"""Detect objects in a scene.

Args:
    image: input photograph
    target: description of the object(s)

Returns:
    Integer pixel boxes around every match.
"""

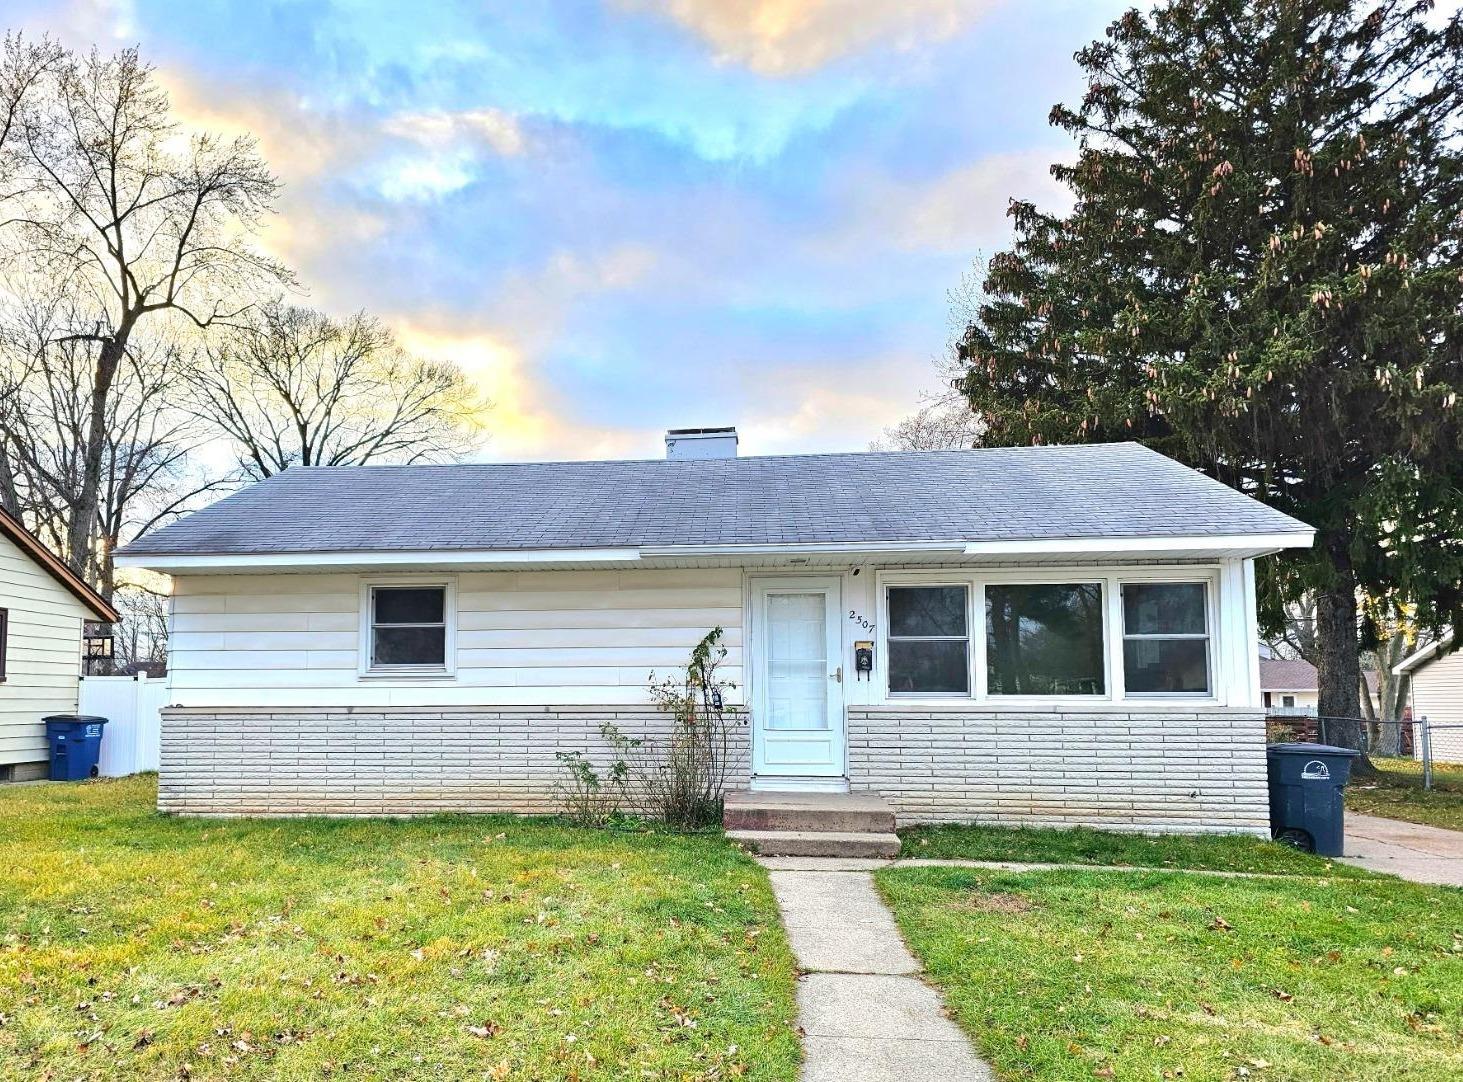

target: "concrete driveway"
[1342,813,1463,886]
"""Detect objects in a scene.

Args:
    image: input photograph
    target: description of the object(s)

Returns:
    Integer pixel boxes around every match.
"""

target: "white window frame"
[1119,580,1213,698]
[358,577,457,679]
[874,566,1223,707]
[884,582,973,698]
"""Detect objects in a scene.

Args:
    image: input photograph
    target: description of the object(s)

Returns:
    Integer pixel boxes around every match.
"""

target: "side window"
[1121,582,1210,695]
[368,586,448,669]
[886,585,970,694]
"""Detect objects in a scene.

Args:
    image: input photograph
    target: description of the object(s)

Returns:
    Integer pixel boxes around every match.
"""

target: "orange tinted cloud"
[622,0,997,75]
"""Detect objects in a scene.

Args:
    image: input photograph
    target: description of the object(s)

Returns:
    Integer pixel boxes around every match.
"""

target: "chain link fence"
[1266,714,1463,790]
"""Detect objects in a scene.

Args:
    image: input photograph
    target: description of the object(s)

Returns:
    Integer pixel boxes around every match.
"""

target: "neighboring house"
[0,509,120,782]
[116,433,1314,834]
[1259,658,1320,715]
[1259,656,1383,719]
[1394,634,1462,764]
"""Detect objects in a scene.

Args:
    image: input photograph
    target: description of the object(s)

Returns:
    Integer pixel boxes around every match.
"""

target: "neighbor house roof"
[116,442,1312,564]
[1260,656,1380,695]
[0,508,120,622]
[1259,658,1319,692]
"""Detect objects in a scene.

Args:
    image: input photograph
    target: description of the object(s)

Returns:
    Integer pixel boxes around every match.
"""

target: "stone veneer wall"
[846,706,1271,834]
[158,706,751,817]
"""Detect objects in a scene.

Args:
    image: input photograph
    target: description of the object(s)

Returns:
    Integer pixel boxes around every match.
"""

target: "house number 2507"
[848,611,875,632]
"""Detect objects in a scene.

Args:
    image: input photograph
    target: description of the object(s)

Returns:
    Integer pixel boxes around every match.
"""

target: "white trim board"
[114,531,1313,574]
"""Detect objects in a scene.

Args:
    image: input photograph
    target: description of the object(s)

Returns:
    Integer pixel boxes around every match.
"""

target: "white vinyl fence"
[80,674,168,777]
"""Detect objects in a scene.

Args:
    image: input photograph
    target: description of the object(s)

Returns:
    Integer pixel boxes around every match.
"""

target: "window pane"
[374,587,444,625]
[986,583,1105,695]
[766,593,828,730]
[372,625,446,666]
[888,586,967,638]
[1124,638,1209,694]
[1123,583,1206,636]
[888,639,969,694]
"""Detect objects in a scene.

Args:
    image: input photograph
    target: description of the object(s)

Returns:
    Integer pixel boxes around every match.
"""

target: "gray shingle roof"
[117,442,1310,556]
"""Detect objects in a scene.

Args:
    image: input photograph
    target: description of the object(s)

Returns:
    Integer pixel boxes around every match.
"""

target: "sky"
[7,0,1131,461]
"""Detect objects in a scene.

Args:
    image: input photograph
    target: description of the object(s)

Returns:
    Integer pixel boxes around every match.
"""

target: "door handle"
[830,666,842,683]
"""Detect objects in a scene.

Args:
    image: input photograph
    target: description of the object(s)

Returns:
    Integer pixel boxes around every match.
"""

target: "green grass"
[877,865,1463,1081]
[899,821,1373,877]
[1348,756,1463,832]
[0,776,800,1080]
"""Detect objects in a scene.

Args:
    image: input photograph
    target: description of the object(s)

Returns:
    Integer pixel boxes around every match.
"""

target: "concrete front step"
[728,828,902,859]
[723,789,896,834]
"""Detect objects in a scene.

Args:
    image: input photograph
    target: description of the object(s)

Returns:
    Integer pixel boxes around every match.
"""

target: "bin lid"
[1267,742,1358,757]
[42,714,109,725]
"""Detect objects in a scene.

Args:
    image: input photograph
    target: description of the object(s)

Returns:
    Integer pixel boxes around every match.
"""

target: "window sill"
[358,668,457,681]
[865,698,1234,712]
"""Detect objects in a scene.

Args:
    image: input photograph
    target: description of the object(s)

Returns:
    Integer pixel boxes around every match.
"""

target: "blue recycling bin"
[43,715,108,781]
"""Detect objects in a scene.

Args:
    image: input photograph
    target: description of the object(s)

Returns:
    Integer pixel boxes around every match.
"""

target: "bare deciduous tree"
[111,581,169,672]
[188,301,488,478]
[0,42,289,571]
[872,260,985,452]
[0,287,222,597]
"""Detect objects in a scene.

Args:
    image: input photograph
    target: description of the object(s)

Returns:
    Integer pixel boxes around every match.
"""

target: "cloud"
[736,355,926,452]
[812,149,1071,260]
[382,108,527,157]
[621,0,999,76]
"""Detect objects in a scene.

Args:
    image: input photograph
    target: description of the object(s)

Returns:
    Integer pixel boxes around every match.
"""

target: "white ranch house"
[1,508,120,781]
[116,432,1313,833]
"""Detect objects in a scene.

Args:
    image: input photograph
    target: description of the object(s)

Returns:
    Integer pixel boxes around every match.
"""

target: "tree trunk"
[1314,542,1369,769]
[66,333,127,577]
[0,441,20,517]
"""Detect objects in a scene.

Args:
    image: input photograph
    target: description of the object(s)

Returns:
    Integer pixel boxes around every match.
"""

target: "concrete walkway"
[1340,813,1463,886]
[763,862,993,1082]
[760,855,1308,879]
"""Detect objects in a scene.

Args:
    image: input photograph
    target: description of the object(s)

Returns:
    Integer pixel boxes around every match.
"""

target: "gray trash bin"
[1266,743,1360,856]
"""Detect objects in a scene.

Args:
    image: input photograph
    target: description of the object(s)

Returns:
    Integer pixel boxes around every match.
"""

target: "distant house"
[1258,656,1383,719]
[1394,634,1462,764]
[116,434,1315,834]
[0,509,120,782]
[1259,657,1320,715]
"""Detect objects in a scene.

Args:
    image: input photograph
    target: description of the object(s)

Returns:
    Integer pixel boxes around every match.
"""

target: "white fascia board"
[635,540,971,558]
[112,547,643,573]
[1393,633,1454,676]
[961,532,1314,557]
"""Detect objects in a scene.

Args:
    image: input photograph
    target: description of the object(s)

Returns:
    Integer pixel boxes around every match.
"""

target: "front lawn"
[878,865,1463,1081]
[1348,756,1463,832]
[0,776,800,1080]
[900,821,1371,877]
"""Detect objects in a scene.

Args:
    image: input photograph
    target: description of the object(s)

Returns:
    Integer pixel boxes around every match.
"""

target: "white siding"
[0,531,89,767]
[167,568,744,707]
[1413,649,1463,764]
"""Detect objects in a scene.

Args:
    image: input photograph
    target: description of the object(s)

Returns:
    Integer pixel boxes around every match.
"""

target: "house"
[1394,634,1462,764]
[0,508,120,782]
[114,433,1314,833]
[1259,657,1320,715]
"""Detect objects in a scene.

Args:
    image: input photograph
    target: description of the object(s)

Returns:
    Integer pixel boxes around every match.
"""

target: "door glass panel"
[766,592,828,731]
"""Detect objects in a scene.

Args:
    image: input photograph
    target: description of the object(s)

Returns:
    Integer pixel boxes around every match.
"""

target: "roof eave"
[115,530,1313,574]
[0,510,120,622]
[1394,633,1454,676]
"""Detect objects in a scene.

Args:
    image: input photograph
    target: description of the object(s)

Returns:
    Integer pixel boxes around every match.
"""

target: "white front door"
[752,578,845,778]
